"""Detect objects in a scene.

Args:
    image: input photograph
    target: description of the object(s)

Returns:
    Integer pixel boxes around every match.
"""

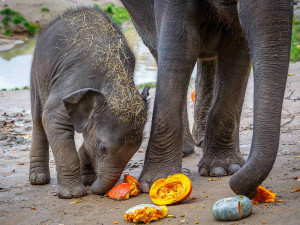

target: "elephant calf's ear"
[63,88,106,133]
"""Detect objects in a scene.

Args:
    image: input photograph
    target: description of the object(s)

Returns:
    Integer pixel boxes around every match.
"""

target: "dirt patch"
[0,62,299,224]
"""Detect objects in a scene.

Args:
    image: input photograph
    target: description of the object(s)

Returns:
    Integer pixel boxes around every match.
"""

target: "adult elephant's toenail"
[228,163,241,175]
[210,167,227,177]
[199,167,208,176]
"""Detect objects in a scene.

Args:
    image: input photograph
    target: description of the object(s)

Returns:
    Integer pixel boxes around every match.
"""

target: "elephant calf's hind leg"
[29,123,50,185]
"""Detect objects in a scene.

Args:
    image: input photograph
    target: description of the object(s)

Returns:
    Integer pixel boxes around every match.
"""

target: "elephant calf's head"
[63,87,149,194]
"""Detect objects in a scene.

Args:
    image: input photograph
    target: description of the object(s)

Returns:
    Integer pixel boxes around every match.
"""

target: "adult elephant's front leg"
[138,3,200,192]
[198,31,251,177]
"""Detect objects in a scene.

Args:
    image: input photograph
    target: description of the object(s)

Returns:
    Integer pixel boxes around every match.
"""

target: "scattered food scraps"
[262,221,267,224]
[30,207,36,210]
[167,215,176,218]
[149,174,192,205]
[138,150,146,153]
[278,199,283,202]
[108,175,141,200]
[123,204,168,224]
[291,188,300,193]
[208,178,220,181]
[69,200,81,204]
[189,196,196,200]
[288,73,295,76]
[18,163,24,165]
[252,185,276,204]
[113,221,118,224]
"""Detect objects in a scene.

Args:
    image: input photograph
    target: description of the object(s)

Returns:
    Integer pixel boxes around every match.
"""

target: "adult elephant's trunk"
[230,1,293,198]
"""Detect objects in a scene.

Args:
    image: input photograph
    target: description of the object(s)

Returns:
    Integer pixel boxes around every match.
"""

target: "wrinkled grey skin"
[121,0,293,197]
[29,7,148,199]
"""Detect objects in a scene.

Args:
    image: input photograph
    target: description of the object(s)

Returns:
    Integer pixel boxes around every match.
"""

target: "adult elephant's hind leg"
[29,122,50,184]
[198,31,250,177]
[193,59,216,147]
[182,95,195,157]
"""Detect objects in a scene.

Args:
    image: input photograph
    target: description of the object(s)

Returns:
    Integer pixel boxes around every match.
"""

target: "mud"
[0,62,299,224]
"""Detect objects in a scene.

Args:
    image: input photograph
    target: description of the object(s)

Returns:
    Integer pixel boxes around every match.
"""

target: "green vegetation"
[0,7,37,36]
[23,86,29,90]
[137,82,156,90]
[41,8,50,12]
[94,3,130,25]
[291,17,300,61]
[1,88,7,91]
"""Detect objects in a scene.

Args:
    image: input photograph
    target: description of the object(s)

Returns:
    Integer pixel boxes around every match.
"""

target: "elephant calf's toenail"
[210,167,227,177]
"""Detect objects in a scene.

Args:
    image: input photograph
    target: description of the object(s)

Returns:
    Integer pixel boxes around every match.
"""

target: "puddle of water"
[0,38,36,90]
[0,24,196,90]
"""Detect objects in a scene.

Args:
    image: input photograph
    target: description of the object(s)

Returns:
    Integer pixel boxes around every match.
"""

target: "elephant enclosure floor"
[0,63,299,225]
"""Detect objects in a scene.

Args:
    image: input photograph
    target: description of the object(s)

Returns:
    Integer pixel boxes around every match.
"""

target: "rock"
[0,133,7,140]
[16,136,25,144]
[24,119,31,123]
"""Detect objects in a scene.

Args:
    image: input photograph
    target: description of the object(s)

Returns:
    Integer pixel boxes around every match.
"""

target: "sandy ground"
[0,61,299,224]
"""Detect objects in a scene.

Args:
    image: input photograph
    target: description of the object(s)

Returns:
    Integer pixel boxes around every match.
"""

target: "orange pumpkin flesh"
[123,174,141,193]
[124,204,168,224]
[191,89,195,102]
[251,185,277,204]
[149,174,192,205]
[107,175,141,200]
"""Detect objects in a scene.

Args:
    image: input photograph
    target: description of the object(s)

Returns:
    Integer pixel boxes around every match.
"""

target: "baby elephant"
[29,7,148,199]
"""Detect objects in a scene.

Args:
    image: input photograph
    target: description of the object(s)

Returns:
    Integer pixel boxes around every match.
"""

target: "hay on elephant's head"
[58,8,146,131]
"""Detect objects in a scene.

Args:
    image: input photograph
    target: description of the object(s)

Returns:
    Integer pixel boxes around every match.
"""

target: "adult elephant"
[121,0,293,197]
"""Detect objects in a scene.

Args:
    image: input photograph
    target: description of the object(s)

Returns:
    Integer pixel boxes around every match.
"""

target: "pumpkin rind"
[212,195,252,221]
[149,174,192,205]
[107,183,138,200]
[123,174,141,192]
[124,204,168,224]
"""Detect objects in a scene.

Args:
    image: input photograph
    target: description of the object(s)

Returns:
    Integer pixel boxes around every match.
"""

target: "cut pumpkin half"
[149,173,192,205]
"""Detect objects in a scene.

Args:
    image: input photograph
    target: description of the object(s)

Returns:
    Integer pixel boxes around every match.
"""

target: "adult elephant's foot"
[198,152,245,177]
[139,163,182,192]
[182,134,195,157]
[57,181,87,199]
[29,164,50,185]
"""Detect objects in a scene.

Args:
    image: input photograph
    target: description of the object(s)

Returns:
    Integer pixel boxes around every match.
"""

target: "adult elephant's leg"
[182,95,195,157]
[198,31,251,177]
[138,2,200,192]
[192,59,216,147]
[230,1,293,197]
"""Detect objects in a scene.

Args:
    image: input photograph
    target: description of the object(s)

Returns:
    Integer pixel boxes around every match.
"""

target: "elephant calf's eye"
[98,143,107,158]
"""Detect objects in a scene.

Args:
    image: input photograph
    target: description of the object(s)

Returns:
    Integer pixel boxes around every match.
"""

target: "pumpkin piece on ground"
[107,183,139,200]
[123,174,141,193]
[251,185,277,204]
[212,195,252,221]
[149,174,192,205]
[123,204,168,224]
